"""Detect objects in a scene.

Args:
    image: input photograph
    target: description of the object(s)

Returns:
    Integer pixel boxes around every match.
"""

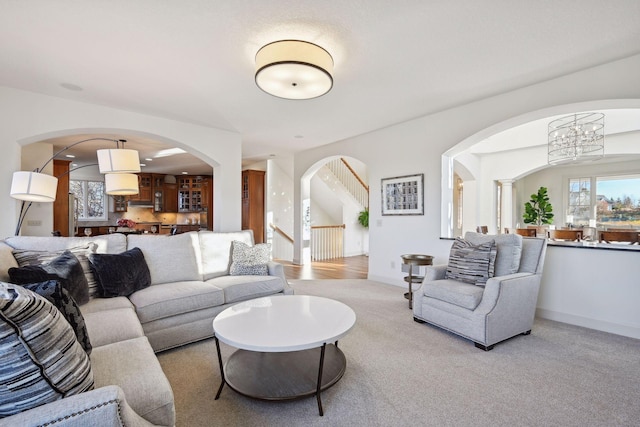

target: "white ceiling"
[2,0,640,174]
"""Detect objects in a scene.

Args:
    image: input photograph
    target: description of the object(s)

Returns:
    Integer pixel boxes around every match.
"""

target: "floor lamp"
[10,138,141,236]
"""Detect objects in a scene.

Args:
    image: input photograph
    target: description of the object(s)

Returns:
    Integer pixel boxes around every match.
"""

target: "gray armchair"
[412,232,547,350]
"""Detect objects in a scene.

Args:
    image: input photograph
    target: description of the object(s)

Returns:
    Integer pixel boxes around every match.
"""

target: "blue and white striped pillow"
[445,238,497,285]
[0,282,94,418]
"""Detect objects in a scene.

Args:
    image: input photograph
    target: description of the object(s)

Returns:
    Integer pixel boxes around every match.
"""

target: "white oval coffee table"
[212,295,356,416]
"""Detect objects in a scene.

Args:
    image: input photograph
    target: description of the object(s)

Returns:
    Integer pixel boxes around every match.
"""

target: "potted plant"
[523,187,554,234]
[357,209,369,228]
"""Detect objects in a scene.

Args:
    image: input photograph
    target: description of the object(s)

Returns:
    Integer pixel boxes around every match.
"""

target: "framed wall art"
[381,173,424,216]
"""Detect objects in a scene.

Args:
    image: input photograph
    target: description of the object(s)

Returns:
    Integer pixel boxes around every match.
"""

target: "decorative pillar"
[499,179,515,233]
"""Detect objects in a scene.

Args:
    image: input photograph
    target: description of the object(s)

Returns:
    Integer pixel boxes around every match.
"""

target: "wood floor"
[275,255,368,280]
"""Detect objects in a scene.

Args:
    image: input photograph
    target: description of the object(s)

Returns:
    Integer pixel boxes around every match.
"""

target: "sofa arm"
[424,264,448,281]
[268,261,294,295]
[1,385,158,427]
[474,272,540,315]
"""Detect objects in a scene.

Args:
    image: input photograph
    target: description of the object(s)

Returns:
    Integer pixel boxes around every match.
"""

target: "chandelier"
[548,112,605,165]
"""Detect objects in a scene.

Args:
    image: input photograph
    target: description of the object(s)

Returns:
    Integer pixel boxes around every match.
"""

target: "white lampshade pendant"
[10,171,58,202]
[105,173,139,195]
[97,149,141,174]
[255,40,334,100]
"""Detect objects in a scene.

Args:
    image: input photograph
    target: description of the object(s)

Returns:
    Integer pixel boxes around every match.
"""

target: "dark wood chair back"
[515,228,537,237]
[548,229,582,241]
[599,230,639,244]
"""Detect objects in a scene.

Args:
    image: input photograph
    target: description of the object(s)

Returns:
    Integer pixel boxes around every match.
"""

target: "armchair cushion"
[445,237,496,285]
[423,279,485,310]
[464,232,523,276]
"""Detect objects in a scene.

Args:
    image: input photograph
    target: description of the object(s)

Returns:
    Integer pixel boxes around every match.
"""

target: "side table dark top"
[401,254,433,309]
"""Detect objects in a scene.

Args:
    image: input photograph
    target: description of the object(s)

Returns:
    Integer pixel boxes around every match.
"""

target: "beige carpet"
[157,279,640,426]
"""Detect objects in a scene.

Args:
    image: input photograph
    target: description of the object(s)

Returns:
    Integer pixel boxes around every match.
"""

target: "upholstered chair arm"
[3,385,159,427]
[474,272,538,315]
[267,261,294,294]
[424,264,448,281]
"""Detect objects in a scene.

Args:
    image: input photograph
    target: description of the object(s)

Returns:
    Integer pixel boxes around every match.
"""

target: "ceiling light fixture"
[548,112,605,165]
[255,40,334,100]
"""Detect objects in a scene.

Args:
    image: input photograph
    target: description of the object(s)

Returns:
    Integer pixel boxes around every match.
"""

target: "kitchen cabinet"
[129,173,152,202]
[163,182,178,213]
[112,195,127,212]
[241,170,265,243]
[53,160,71,236]
[152,175,164,212]
[178,175,206,212]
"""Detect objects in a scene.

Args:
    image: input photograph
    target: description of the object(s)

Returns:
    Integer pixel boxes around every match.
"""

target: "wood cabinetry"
[129,173,152,202]
[241,170,265,243]
[53,160,71,236]
[163,182,178,213]
[112,196,127,212]
[178,175,207,212]
[152,174,164,212]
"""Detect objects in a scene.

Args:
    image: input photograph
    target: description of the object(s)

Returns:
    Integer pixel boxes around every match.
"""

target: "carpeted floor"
[157,279,640,426]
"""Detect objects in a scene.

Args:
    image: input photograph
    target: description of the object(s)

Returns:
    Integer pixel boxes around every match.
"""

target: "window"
[567,174,640,227]
[568,177,591,225]
[596,175,640,226]
[70,180,107,220]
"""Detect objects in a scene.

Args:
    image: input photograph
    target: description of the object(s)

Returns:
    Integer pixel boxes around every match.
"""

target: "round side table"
[401,254,433,309]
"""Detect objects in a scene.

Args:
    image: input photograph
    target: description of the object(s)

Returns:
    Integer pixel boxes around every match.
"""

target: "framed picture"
[381,173,424,216]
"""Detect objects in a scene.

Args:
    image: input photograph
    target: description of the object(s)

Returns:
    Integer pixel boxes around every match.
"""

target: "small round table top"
[213,295,356,352]
[401,254,433,265]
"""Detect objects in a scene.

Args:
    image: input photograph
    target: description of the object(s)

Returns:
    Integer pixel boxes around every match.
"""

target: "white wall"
[1,86,242,237]
[18,143,54,236]
[266,157,294,261]
[293,53,640,337]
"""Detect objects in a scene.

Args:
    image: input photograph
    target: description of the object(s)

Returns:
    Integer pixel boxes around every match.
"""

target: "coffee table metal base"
[214,338,346,416]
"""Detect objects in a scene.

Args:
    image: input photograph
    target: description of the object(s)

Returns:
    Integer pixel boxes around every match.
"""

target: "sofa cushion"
[90,336,175,426]
[89,248,152,297]
[0,242,18,282]
[79,295,134,314]
[19,280,92,355]
[5,234,127,256]
[445,238,496,285]
[0,282,94,418]
[229,240,270,276]
[129,281,225,323]
[464,232,523,276]
[84,307,145,348]
[199,230,254,280]
[423,279,486,310]
[127,232,201,285]
[12,244,99,300]
[207,275,285,304]
[10,250,90,304]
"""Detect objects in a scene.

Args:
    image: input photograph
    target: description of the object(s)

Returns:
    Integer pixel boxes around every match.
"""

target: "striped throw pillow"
[445,238,497,285]
[0,282,94,417]
[12,244,98,300]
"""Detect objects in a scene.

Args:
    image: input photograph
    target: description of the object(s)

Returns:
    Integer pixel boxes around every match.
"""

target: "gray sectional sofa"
[0,230,292,426]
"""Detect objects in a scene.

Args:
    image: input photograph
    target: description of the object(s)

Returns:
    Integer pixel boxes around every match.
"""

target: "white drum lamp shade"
[255,40,334,100]
[97,149,141,174]
[105,173,139,195]
[10,171,58,202]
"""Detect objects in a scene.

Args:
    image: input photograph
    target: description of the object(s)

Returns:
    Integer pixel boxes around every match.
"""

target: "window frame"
[70,179,108,221]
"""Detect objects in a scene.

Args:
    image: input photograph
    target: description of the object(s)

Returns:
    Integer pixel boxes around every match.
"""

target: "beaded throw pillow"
[0,282,94,418]
[229,240,270,276]
[20,280,92,355]
[445,237,497,285]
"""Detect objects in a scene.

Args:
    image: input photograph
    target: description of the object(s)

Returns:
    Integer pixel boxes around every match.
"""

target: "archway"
[441,100,640,237]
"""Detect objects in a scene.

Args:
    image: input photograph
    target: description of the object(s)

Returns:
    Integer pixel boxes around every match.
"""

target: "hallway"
[276,255,368,280]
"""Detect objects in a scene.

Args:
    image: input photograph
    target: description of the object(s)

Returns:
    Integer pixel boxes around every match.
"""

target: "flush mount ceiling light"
[255,40,334,100]
[548,112,605,165]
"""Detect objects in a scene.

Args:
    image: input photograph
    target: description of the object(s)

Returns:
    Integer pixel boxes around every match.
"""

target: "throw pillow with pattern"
[0,282,94,418]
[229,240,270,276]
[12,244,98,301]
[445,237,497,285]
[20,280,92,355]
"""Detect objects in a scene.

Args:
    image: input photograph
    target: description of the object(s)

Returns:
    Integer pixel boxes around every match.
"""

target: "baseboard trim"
[536,308,640,340]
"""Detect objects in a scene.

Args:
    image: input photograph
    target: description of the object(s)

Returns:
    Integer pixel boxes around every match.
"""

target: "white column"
[499,179,515,233]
